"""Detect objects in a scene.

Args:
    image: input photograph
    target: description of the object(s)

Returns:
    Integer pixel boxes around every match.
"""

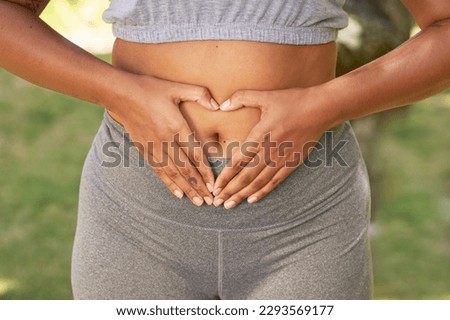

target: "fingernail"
[204,196,213,205]
[210,98,219,110]
[206,183,214,193]
[224,200,236,209]
[193,196,203,206]
[220,99,231,111]
[174,190,184,199]
[247,195,258,204]
[213,188,222,196]
[213,198,224,207]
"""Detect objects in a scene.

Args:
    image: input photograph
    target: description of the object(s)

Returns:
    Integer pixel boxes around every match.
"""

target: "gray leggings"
[71,111,373,299]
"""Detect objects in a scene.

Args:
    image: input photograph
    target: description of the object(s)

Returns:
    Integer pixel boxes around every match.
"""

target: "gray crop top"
[102,0,348,45]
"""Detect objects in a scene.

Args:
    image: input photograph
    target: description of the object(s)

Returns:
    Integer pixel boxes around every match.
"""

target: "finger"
[219,89,267,111]
[175,123,215,195]
[141,140,206,206]
[246,166,296,204]
[176,83,219,111]
[213,122,269,195]
[245,151,304,205]
[222,160,294,209]
[211,142,258,196]
[151,165,184,199]
[167,141,214,205]
[160,155,207,206]
[213,149,270,206]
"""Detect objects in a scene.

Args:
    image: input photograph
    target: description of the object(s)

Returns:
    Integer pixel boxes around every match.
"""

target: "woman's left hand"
[212,87,336,209]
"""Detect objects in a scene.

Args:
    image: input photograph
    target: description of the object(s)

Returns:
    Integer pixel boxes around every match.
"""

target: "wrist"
[298,83,347,131]
[96,68,142,116]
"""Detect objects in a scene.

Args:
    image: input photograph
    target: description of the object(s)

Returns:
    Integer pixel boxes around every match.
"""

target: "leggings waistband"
[79,111,370,230]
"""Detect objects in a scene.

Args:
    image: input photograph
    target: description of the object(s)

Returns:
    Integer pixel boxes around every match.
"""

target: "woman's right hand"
[0,1,218,206]
[105,73,219,206]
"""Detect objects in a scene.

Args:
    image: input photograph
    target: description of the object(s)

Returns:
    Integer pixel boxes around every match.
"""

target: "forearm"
[316,17,450,129]
[0,1,129,111]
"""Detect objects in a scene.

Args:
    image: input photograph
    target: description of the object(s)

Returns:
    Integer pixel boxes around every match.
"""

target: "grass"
[0,66,105,299]
[0,64,449,299]
[370,95,450,299]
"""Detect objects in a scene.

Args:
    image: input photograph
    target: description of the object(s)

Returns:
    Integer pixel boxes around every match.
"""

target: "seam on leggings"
[217,230,224,298]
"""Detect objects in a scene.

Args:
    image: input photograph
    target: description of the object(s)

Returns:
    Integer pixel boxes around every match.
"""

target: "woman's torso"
[110,39,337,158]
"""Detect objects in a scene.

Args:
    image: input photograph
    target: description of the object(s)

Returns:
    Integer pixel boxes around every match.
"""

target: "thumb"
[177,84,219,111]
[219,90,264,111]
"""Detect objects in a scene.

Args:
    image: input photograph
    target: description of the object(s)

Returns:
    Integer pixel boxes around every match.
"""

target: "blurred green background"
[0,1,449,299]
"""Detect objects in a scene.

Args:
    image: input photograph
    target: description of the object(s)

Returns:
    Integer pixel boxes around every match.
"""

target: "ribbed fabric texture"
[102,0,348,45]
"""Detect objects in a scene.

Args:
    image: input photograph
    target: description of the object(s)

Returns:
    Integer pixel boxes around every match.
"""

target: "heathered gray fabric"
[71,111,373,299]
[102,0,348,44]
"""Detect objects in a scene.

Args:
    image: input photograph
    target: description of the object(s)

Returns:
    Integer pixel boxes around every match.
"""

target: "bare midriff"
[111,39,337,158]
